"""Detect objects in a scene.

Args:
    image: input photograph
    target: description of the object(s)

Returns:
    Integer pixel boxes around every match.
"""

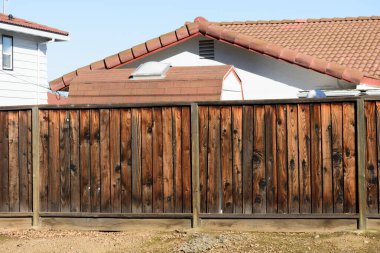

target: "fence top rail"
[2,96,380,111]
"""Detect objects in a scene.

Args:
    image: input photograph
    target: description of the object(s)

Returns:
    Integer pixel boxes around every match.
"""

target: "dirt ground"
[0,228,379,253]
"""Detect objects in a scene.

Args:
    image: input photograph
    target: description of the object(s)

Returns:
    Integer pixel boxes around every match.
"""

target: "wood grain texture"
[232,107,243,214]
[242,106,254,214]
[152,108,163,213]
[27,110,32,212]
[172,107,182,213]
[321,104,333,213]
[331,104,344,213]
[287,105,299,214]
[100,109,111,213]
[162,107,174,213]
[276,105,288,214]
[80,110,91,212]
[90,110,101,212]
[69,110,80,212]
[48,110,59,212]
[110,109,121,213]
[39,110,48,212]
[121,109,132,213]
[364,102,378,213]
[18,111,30,212]
[207,106,222,213]
[298,104,311,214]
[181,107,192,213]
[198,106,209,213]
[0,112,9,212]
[131,108,142,213]
[253,106,265,214]
[265,105,277,213]
[343,103,356,213]
[59,110,70,212]
[221,106,233,213]
[310,104,322,213]
[141,108,153,213]
[8,112,19,212]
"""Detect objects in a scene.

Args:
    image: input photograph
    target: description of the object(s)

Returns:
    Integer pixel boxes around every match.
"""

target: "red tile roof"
[66,65,239,104]
[50,16,379,91]
[0,13,68,36]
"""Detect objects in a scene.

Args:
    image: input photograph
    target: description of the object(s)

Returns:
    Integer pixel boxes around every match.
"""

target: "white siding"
[0,31,49,106]
[221,72,243,101]
[121,36,355,100]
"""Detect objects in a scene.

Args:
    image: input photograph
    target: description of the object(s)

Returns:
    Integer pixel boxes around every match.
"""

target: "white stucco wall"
[0,31,49,106]
[120,35,354,100]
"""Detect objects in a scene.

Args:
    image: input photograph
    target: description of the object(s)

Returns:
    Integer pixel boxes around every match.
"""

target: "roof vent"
[131,62,171,80]
[199,40,214,59]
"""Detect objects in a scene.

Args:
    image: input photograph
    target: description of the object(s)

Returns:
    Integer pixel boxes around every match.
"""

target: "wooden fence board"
[221,106,233,213]
[131,109,143,213]
[172,107,182,213]
[18,111,29,212]
[364,102,378,213]
[0,112,9,212]
[182,107,192,213]
[121,109,132,213]
[69,110,80,212]
[39,110,48,212]
[232,107,243,214]
[80,110,91,212]
[110,109,121,213]
[90,110,101,212]
[298,104,311,214]
[199,106,208,213]
[207,106,222,213]
[243,106,254,214]
[287,104,299,214]
[265,105,277,213]
[162,107,174,213]
[100,109,111,213]
[8,111,19,212]
[331,104,344,213]
[310,104,322,213]
[59,110,70,212]
[252,106,265,213]
[141,108,153,213]
[343,103,356,213]
[48,110,59,212]
[27,110,32,212]
[277,105,288,214]
[152,108,163,213]
[321,104,333,213]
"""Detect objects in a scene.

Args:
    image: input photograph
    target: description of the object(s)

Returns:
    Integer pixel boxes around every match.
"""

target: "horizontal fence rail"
[2,97,380,230]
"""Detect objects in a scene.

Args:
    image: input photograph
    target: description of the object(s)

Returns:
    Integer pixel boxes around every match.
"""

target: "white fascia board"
[0,23,69,41]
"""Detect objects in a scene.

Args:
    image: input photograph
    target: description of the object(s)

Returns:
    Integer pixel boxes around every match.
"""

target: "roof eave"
[0,22,69,41]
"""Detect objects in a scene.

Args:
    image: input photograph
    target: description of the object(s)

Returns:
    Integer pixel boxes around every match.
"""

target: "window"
[2,35,13,70]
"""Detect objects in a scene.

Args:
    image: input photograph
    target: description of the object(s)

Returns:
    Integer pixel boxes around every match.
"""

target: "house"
[50,16,379,100]
[48,64,243,104]
[0,13,68,106]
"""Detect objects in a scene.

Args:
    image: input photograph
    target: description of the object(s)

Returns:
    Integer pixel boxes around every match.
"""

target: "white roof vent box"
[131,62,171,80]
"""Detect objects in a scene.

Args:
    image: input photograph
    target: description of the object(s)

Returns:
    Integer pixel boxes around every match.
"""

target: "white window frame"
[2,35,13,71]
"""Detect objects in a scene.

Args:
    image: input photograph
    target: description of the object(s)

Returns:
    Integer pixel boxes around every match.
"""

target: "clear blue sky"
[6,0,380,80]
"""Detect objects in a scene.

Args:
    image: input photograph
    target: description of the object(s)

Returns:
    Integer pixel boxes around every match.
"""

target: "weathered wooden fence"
[0,97,380,230]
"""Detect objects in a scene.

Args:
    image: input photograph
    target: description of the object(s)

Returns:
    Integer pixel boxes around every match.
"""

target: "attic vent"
[131,61,171,80]
[199,40,214,59]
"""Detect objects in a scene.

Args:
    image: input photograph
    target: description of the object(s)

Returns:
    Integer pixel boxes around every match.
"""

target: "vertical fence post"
[32,107,40,227]
[191,103,201,228]
[356,98,367,230]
